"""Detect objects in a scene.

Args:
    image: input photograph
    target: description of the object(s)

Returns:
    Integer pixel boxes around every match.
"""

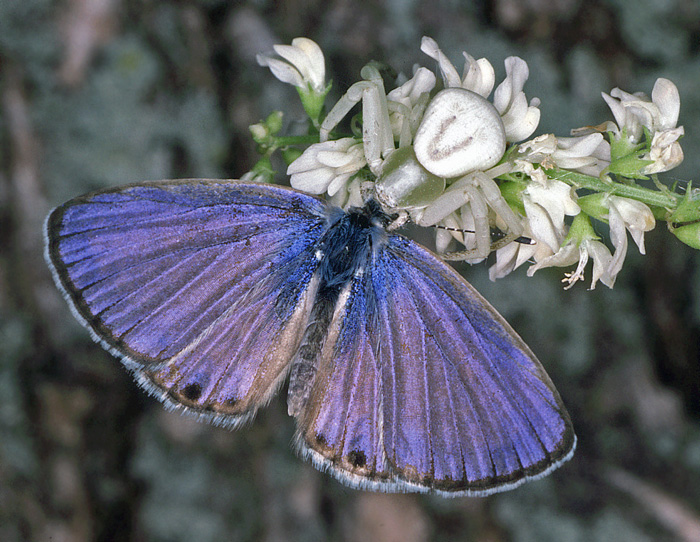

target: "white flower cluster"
[255,37,684,289]
[603,79,683,174]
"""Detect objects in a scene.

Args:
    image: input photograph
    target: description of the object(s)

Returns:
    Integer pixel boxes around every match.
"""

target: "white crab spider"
[320,64,522,259]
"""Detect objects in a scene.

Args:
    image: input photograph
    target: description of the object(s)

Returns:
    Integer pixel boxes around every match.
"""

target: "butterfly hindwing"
[296,271,391,488]
[45,180,330,425]
[297,229,575,496]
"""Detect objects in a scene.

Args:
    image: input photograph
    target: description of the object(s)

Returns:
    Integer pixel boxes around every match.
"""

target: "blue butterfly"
[44,179,575,496]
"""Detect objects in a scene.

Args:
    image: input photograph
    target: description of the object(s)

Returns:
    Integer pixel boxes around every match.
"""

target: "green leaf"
[669,183,700,223]
[577,193,608,221]
[563,212,599,245]
[671,221,700,250]
[499,180,526,215]
[606,153,654,180]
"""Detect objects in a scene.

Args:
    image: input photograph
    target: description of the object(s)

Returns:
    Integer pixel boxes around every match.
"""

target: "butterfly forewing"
[46,180,329,425]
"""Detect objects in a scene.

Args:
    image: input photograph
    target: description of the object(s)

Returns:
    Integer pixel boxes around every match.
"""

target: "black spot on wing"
[181,382,202,401]
[347,450,367,468]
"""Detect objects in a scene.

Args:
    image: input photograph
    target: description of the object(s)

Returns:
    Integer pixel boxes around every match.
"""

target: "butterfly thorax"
[317,201,388,291]
[287,200,389,417]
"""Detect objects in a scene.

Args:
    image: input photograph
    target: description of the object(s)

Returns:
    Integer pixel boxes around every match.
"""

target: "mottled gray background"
[2,1,700,541]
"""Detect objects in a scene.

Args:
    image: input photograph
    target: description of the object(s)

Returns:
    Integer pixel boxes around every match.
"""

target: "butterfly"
[44,179,575,496]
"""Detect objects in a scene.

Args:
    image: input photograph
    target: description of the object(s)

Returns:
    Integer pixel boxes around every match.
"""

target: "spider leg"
[359,65,394,175]
[319,80,372,142]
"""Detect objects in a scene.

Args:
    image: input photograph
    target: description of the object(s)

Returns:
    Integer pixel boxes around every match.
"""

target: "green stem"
[274,134,321,146]
[551,169,679,209]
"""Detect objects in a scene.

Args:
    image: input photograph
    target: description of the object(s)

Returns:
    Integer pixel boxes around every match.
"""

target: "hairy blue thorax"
[317,200,390,295]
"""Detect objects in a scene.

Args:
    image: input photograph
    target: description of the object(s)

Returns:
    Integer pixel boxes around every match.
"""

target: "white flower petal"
[525,180,580,229]
[316,150,357,168]
[519,133,558,158]
[604,89,655,142]
[550,133,611,176]
[601,92,629,136]
[290,168,335,194]
[286,151,321,174]
[490,241,521,280]
[388,67,436,103]
[273,44,313,76]
[603,79,682,145]
[387,67,436,140]
[291,37,325,90]
[504,99,540,142]
[557,133,604,156]
[607,196,655,254]
[527,239,615,290]
[644,126,684,173]
[489,226,543,281]
[523,198,563,253]
[499,90,527,124]
[607,203,629,279]
[514,159,548,184]
[461,53,495,97]
[420,36,462,88]
[257,57,305,88]
[527,243,579,276]
[287,138,365,197]
[587,240,615,289]
[493,57,540,142]
[493,57,529,113]
[327,173,352,196]
[651,78,680,131]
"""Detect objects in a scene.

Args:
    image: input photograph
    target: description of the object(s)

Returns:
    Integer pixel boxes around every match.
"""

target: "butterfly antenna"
[434,224,533,245]
[431,225,535,261]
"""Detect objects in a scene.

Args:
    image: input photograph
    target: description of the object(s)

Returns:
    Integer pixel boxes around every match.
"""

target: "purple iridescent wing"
[45,180,329,426]
[295,274,388,488]
[296,233,575,496]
